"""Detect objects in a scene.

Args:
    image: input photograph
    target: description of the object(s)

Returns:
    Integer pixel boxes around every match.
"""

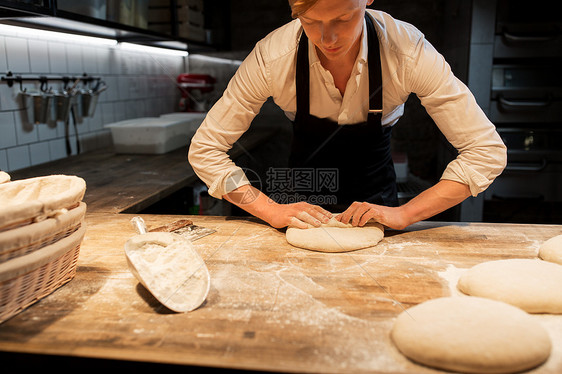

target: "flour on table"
[437,264,466,296]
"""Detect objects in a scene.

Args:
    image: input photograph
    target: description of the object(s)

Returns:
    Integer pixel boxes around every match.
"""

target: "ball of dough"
[539,234,562,265]
[457,259,562,313]
[0,171,10,184]
[286,218,384,252]
[391,297,552,373]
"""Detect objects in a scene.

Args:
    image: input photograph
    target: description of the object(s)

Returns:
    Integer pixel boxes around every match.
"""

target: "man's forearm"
[223,184,332,229]
[224,184,277,223]
[400,179,471,226]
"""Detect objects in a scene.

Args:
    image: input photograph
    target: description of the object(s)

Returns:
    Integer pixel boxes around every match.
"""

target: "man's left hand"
[336,202,410,230]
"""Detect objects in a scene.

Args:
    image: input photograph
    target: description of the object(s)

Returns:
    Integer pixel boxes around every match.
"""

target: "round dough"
[286,218,384,252]
[457,259,562,313]
[125,232,210,312]
[391,296,552,373]
[0,171,10,184]
[539,234,562,265]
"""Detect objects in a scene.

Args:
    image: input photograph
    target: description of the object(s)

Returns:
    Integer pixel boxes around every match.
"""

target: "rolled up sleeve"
[406,37,507,196]
[188,44,271,199]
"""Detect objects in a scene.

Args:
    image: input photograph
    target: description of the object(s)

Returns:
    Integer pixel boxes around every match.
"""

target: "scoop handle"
[130,216,147,234]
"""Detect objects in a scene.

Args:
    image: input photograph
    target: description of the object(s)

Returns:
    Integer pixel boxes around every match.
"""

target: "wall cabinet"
[0,0,229,52]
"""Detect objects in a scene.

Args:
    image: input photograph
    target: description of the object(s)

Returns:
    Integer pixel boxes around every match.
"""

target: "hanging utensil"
[54,91,73,123]
[71,92,84,124]
[82,81,107,118]
[32,93,48,124]
[20,83,53,125]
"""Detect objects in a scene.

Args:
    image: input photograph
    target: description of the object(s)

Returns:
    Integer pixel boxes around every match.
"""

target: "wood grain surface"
[1,213,561,373]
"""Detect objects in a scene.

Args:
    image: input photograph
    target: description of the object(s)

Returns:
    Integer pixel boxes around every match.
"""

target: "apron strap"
[295,30,310,122]
[365,14,383,125]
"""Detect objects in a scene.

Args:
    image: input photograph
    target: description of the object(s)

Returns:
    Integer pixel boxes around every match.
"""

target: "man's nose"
[321,24,337,46]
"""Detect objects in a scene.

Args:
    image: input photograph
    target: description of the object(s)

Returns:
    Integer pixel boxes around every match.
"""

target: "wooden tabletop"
[1,213,561,372]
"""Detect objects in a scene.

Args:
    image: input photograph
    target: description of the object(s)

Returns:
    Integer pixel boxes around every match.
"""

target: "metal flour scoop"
[125,216,210,313]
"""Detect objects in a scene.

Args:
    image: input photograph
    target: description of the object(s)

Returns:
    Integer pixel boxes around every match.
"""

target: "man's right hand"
[224,184,332,229]
[267,201,332,229]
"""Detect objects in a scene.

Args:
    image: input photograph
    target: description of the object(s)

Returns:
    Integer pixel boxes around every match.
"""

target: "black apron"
[288,14,398,211]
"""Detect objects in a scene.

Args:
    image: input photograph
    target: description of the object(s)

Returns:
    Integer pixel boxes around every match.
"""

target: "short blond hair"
[288,0,320,18]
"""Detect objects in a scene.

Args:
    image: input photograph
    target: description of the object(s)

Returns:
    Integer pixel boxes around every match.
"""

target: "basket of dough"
[0,174,87,323]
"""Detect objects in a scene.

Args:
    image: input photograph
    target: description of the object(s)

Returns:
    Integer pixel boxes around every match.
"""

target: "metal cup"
[81,90,97,117]
[54,91,73,122]
[72,92,84,124]
[29,92,53,124]
[82,83,107,117]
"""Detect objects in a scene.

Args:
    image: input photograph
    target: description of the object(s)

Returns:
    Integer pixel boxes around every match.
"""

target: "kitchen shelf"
[0,0,217,53]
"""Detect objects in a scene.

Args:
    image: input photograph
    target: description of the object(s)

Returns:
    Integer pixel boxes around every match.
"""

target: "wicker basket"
[0,175,86,231]
[0,225,86,323]
[0,202,86,263]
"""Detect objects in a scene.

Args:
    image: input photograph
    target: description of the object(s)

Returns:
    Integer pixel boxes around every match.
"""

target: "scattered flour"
[437,264,467,297]
[208,262,408,372]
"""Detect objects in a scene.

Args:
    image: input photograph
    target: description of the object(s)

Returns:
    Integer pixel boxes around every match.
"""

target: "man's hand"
[268,201,332,229]
[337,202,409,230]
[337,180,472,230]
[224,184,332,229]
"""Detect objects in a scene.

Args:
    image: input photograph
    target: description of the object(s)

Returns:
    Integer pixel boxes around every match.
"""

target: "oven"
[482,0,562,223]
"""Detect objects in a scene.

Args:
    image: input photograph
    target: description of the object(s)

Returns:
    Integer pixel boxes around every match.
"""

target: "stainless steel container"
[82,83,107,117]
[23,91,53,124]
[54,91,73,122]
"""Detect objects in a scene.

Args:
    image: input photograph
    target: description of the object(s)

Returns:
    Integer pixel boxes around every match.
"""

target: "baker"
[188,0,507,230]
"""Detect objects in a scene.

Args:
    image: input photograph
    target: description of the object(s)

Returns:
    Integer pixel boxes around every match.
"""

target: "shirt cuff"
[208,168,251,199]
[440,160,495,197]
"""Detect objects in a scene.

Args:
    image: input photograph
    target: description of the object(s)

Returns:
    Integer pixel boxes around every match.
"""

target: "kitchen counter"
[3,119,562,372]
[0,213,561,372]
[8,124,279,214]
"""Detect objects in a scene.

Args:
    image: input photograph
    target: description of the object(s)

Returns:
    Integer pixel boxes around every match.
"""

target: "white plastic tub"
[104,113,206,154]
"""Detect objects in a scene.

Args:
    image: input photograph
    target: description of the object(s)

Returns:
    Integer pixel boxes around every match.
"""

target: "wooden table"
[1,213,561,372]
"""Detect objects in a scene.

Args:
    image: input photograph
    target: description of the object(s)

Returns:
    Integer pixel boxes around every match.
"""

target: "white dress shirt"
[188,9,507,200]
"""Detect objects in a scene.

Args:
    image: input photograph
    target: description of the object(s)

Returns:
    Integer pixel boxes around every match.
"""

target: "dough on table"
[0,171,9,184]
[125,232,210,312]
[391,296,551,374]
[539,234,562,265]
[457,259,562,313]
[285,217,384,252]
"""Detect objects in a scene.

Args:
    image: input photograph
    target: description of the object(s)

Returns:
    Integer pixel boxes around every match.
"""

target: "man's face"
[298,0,373,63]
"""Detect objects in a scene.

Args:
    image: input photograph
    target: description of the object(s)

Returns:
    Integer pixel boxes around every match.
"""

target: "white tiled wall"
[0,26,186,172]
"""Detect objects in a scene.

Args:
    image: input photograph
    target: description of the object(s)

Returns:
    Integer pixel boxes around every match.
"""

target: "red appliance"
[177,74,216,112]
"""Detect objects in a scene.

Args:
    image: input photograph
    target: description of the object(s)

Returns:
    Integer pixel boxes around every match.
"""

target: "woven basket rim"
[0,225,86,283]
[0,175,86,231]
[0,202,86,259]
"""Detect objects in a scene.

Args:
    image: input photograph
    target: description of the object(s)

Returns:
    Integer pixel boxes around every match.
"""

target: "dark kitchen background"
[0,0,560,224]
